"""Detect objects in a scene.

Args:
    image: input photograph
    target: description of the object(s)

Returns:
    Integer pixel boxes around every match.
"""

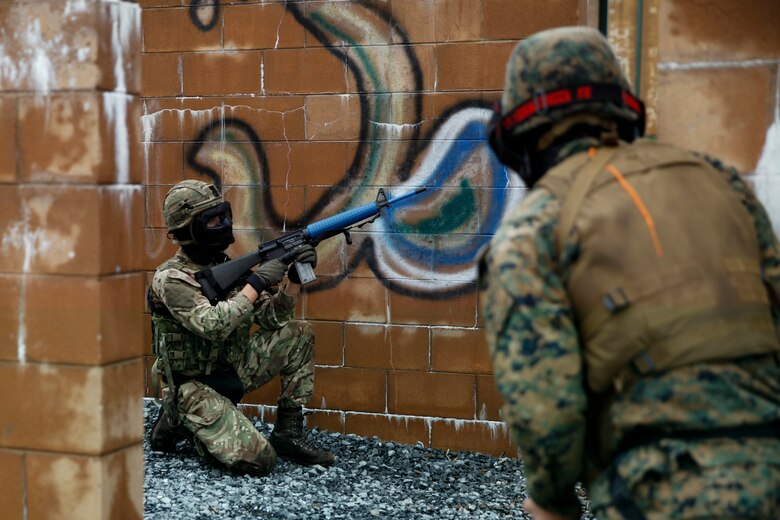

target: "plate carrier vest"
[537,140,780,393]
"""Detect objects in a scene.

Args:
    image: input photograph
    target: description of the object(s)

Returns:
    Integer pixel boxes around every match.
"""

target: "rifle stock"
[195,187,426,304]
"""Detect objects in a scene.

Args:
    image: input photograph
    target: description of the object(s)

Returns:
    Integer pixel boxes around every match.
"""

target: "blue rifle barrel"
[303,187,426,242]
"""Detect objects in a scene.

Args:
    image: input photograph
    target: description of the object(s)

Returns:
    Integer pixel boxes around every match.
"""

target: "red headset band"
[499,83,644,133]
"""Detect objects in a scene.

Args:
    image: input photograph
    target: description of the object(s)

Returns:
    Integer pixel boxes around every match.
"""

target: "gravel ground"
[144,400,594,519]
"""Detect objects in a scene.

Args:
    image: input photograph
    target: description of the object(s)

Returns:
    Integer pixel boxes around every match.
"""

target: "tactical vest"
[537,140,780,393]
[149,256,248,387]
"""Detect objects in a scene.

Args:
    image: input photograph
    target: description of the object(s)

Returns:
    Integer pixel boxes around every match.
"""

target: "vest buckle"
[603,287,630,312]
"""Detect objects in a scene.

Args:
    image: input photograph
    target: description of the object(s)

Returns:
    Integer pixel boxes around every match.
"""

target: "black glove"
[287,244,318,284]
[246,258,288,293]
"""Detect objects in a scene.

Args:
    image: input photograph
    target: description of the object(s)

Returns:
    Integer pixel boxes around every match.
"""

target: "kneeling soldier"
[148,179,334,476]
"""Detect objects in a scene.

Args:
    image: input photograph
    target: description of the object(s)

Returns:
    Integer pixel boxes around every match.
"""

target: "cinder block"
[182,51,262,97]
[222,96,306,142]
[431,328,492,374]
[100,93,144,184]
[430,419,518,457]
[7,186,101,274]
[138,0,181,8]
[0,96,16,182]
[264,141,351,188]
[24,273,145,365]
[483,0,581,40]
[244,376,281,406]
[345,323,429,370]
[389,0,436,44]
[26,444,143,520]
[309,367,387,413]
[141,53,181,98]
[223,2,306,50]
[659,0,780,62]
[0,186,23,273]
[0,450,24,520]
[142,142,185,185]
[222,185,305,230]
[345,412,430,447]
[413,91,481,139]
[476,375,505,422]
[142,97,224,142]
[145,184,169,229]
[263,48,347,95]
[304,94,361,141]
[0,275,21,361]
[436,42,516,91]
[302,1,393,48]
[97,0,142,94]
[305,410,345,434]
[345,45,436,93]
[656,67,773,172]
[0,2,100,92]
[305,276,389,323]
[142,7,221,53]
[0,185,143,274]
[19,93,103,183]
[141,228,178,272]
[19,93,142,184]
[389,283,478,327]
[434,0,483,42]
[388,371,475,419]
[0,360,143,454]
[99,185,146,273]
[311,320,345,366]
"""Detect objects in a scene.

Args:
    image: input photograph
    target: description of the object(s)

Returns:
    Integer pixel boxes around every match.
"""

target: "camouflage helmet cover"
[163,180,223,232]
[500,26,638,137]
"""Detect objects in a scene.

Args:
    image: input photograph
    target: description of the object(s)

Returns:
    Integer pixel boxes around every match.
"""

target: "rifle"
[195,187,427,305]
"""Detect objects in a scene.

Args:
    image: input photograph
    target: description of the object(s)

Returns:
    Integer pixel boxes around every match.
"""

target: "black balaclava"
[177,201,235,265]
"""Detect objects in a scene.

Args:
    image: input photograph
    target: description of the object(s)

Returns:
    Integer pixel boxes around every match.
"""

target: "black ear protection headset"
[487,83,646,187]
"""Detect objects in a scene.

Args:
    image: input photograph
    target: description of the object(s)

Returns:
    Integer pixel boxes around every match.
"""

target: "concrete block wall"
[0,1,144,519]
[652,0,780,232]
[140,0,591,457]
[611,0,780,229]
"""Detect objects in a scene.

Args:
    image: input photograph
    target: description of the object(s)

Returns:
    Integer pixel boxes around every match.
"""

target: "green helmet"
[499,26,643,137]
[163,180,223,232]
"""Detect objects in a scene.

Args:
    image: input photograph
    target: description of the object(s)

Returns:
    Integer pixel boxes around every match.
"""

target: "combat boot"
[269,406,335,466]
[149,407,188,453]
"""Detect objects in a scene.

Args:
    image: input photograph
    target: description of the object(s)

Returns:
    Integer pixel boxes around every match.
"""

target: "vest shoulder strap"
[554,146,619,252]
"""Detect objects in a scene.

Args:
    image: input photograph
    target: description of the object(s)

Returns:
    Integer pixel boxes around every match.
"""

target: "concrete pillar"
[0,1,144,518]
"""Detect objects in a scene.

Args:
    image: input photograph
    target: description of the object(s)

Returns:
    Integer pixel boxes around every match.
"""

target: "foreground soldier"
[148,179,334,475]
[480,27,780,519]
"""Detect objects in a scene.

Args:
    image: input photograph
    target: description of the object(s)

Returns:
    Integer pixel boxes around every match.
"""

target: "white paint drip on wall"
[658,58,780,71]
[104,93,130,183]
[260,61,265,96]
[751,66,780,234]
[369,120,423,138]
[109,3,134,93]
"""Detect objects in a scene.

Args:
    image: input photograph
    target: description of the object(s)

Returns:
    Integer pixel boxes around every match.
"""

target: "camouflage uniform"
[150,248,315,475]
[480,145,780,519]
[481,27,780,519]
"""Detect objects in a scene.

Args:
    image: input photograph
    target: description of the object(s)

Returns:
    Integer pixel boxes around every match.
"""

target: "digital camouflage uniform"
[150,248,315,475]
[480,27,780,520]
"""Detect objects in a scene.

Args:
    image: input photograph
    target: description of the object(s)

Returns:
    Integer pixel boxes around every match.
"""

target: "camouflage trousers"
[173,320,314,476]
[589,438,780,519]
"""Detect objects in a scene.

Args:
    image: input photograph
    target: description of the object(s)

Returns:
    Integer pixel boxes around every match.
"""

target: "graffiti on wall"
[152,1,524,298]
